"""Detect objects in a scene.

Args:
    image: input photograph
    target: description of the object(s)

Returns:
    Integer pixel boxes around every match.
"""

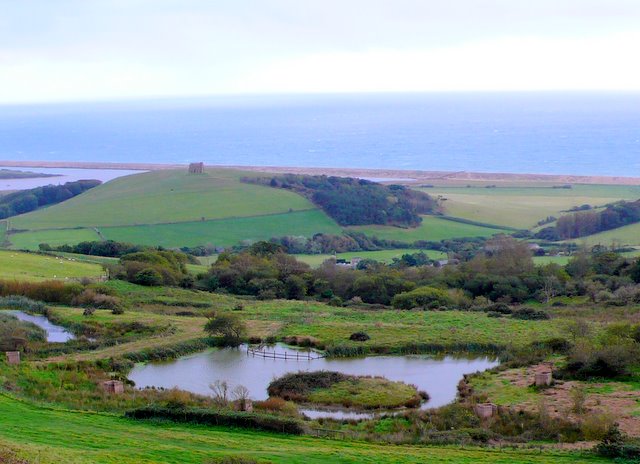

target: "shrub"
[204,313,247,346]
[0,280,82,304]
[0,295,47,313]
[511,307,550,320]
[349,331,370,342]
[563,342,639,379]
[580,412,615,441]
[267,371,348,400]
[71,289,124,311]
[391,286,453,310]
[595,424,640,459]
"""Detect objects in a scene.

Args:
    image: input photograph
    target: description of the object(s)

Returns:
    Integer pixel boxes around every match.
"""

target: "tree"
[204,313,247,346]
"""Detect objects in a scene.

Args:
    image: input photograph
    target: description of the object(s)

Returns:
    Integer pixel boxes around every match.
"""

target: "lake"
[0,310,75,343]
[128,344,498,418]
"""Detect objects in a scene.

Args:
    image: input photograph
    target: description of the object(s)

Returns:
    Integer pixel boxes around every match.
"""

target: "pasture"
[100,209,341,248]
[10,169,316,230]
[295,248,448,267]
[425,184,640,229]
[0,395,604,464]
[0,250,104,281]
[347,216,506,242]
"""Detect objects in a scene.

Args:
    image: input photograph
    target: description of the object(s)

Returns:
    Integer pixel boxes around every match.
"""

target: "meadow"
[0,395,605,464]
[423,184,640,230]
[347,216,507,242]
[0,250,103,281]
[295,248,448,267]
[99,210,341,248]
[10,170,316,230]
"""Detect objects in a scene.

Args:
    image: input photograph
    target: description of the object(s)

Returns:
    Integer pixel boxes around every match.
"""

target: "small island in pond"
[267,371,427,410]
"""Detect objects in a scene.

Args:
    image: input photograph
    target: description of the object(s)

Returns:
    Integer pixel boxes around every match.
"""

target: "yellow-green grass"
[569,222,640,247]
[307,377,420,409]
[533,255,570,266]
[426,184,640,229]
[296,249,447,267]
[10,169,317,230]
[0,395,604,464]
[100,210,341,248]
[347,216,506,243]
[424,184,639,229]
[8,228,102,250]
[0,250,103,281]
[243,301,565,351]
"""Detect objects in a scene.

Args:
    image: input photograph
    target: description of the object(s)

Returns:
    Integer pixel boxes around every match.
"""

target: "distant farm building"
[188,162,204,174]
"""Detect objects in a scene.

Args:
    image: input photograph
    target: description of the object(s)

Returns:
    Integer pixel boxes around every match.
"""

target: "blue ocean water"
[0,92,639,176]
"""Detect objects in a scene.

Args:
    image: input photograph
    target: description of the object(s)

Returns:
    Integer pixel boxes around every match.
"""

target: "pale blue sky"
[1,0,639,103]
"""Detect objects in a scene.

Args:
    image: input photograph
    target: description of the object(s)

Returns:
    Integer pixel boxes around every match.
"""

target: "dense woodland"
[243,174,438,226]
[0,180,101,219]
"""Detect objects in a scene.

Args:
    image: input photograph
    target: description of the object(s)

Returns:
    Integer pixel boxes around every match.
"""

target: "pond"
[0,310,75,343]
[128,344,498,418]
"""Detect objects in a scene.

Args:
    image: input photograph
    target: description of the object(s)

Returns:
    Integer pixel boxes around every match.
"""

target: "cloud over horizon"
[1,0,640,103]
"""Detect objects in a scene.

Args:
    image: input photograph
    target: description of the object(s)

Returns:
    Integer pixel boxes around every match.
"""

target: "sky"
[1,0,640,103]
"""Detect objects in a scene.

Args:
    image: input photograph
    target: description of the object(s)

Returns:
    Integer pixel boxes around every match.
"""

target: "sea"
[0,92,639,177]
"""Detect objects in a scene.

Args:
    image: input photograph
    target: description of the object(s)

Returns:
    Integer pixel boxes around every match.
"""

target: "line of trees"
[243,174,438,227]
[0,180,101,219]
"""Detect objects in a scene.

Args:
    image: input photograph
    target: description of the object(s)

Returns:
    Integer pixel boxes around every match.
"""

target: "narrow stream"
[0,310,75,343]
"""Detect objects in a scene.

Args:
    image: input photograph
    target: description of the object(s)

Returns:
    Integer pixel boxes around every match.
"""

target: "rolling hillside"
[7,169,342,249]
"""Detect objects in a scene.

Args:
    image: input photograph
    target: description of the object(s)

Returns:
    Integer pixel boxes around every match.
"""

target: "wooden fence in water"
[246,347,324,360]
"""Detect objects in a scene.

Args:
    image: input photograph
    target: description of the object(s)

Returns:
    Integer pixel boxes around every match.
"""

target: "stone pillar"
[5,351,20,365]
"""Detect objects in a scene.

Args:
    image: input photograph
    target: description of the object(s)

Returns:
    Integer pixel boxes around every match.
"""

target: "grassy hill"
[10,170,316,229]
[7,169,341,250]
[0,250,104,281]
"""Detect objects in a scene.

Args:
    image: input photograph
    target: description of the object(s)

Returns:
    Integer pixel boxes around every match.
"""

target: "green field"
[425,184,640,229]
[0,395,605,464]
[532,255,570,266]
[568,222,640,247]
[10,169,316,230]
[296,249,448,267]
[348,216,506,242]
[9,228,102,250]
[100,210,341,248]
[0,250,104,281]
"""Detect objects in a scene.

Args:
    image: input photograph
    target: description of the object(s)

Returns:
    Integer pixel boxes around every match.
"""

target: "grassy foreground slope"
[0,395,605,464]
[0,250,103,281]
[10,170,315,229]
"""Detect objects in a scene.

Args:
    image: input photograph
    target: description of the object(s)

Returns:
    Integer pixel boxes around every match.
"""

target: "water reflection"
[0,310,75,342]
[129,344,498,416]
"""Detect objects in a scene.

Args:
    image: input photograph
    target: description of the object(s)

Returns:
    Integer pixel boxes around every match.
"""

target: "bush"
[267,371,348,400]
[71,289,124,311]
[511,307,550,320]
[204,313,247,346]
[349,331,370,342]
[595,424,640,459]
[0,295,47,313]
[391,286,453,310]
[0,280,82,304]
[563,342,639,379]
